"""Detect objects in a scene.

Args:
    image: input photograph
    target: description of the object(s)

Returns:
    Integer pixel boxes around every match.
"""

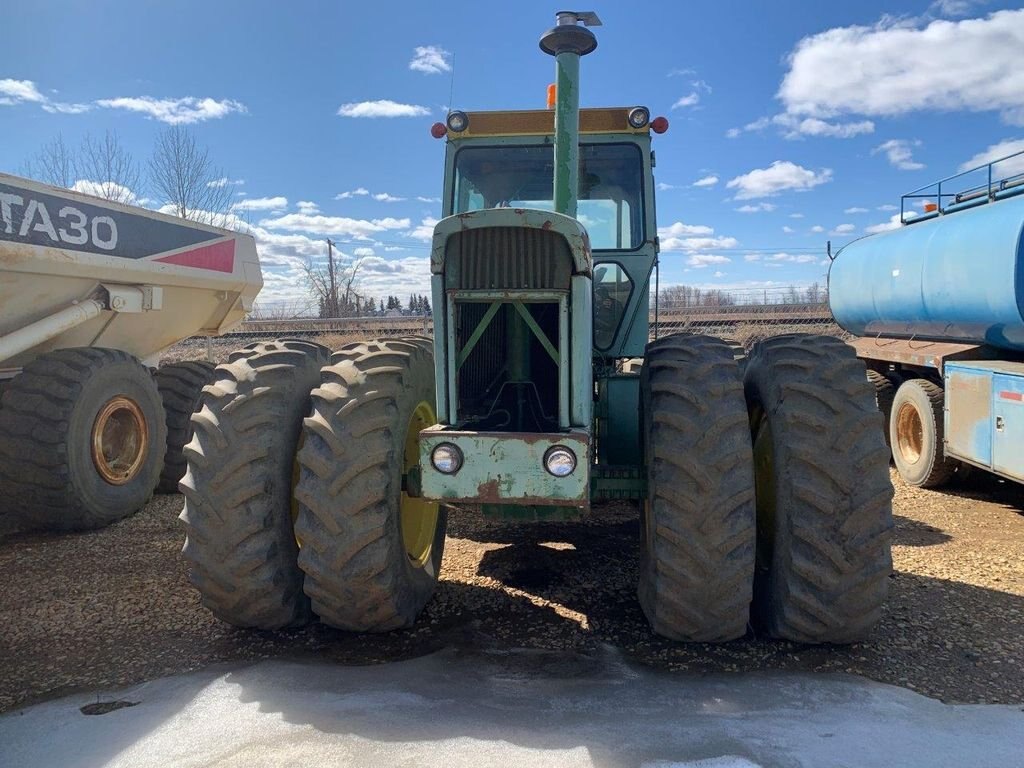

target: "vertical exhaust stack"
[540,10,601,219]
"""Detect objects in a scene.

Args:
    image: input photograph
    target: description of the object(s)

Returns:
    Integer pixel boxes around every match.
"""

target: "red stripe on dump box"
[155,239,235,273]
[998,390,1024,402]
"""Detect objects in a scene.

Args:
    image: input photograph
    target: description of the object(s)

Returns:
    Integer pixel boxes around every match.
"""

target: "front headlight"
[544,446,577,477]
[431,443,463,474]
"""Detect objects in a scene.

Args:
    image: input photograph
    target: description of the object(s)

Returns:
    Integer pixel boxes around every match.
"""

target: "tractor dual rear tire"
[179,339,330,629]
[890,378,958,488]
[294,337,446,632]
[0,347,166,531]
[866,369,897,451]
[745,334,894,644]
[155,360,217,494]
[639,334,756,642]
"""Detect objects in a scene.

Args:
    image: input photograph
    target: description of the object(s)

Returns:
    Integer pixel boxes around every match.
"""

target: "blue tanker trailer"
[829,150,1024,487]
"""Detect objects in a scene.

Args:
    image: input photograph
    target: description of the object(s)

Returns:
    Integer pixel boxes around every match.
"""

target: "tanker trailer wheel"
[154,360,216,493]
[866,369,897,452]
[179,339,330,629]
[0,348,167,532]
[889,378,958,488]
[744,334,894,644]
[294,338,446,632]
[638,334,756,642]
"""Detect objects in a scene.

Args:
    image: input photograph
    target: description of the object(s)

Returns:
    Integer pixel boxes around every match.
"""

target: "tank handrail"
[900,148,1024,225]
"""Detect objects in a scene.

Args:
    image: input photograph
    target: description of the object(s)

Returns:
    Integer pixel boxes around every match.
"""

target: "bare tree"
[21,134,75,188]
[149,125,233,226]
[305,241,365,318]
[76,131,142,204]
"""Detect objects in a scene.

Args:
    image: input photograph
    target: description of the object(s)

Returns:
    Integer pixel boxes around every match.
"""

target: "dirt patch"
[0,470,1022,713]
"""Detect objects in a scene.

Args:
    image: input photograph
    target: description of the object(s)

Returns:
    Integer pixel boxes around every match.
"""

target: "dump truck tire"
[179,339,330,629]
[744,334,894,644]
[866,369,896,451]
[638,334,756,642]
[890,378,958,488]
[155,360,216,494]
[295,337,446,632]
[0,347,167,531]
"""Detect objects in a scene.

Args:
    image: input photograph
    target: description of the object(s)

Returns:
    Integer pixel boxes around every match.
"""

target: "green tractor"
[181,12,893,643]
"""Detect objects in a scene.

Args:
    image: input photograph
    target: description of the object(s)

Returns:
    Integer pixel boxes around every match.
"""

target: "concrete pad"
[1,646,1021,768]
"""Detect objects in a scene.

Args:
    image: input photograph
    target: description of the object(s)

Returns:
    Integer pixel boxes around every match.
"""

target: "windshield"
[453,143,645,250]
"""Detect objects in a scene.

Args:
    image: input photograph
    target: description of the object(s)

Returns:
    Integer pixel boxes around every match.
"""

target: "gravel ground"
[0,470,1022,713]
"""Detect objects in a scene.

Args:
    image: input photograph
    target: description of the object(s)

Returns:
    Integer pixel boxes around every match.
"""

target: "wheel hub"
[91,396,149,485]
[895,402,923,464]
[402,401,440,568]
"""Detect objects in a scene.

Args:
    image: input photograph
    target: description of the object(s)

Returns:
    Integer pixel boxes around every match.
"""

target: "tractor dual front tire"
[639,334,756,642]
[155,360,217,494]
[745,334,894,644]
[294,337,446,632]
[0,347,166,531]
[179,339,330,629]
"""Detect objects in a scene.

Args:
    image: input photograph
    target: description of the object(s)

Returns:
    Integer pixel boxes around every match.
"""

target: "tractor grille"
[447,227,573,291]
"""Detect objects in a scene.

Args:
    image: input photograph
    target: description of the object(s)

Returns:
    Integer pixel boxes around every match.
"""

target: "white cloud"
[353,247,375,257]
[844,207,869,214]
[929,0,983,18]
[789,213,805,218]
[296,200,320,215]
[831,223,856,235]
[416,196,441,203]
[337,100,430,118]
[810,225,825,233]
[207,177,245,188]
[767,252,818,263]
[261,212,411,240]
[873,139,925,170]
[778,10,1024,126]
[877,204,899,211]
[0,78,46,103]
[71,180,139,204]
[687,254,731,268]
[692,174,719,188]
[658,222,714,237]
[663,236,739,252]
[335,187,370,199]
[232,196,289,212]
[373,192,407,203]
[656,182,677,191]
[41,101,91,114]
[958,138,1024,177]
[726,161,832,199]
[735,202,776,213]
[782,225,795,234]
[713,270,726,278]
[728,113,873,140]
[0,79,88,115]
[725,128,741,139]
[744,254,762,262]
[866,213,904,234]
[672,93,700,109]
[96,96,246,124]
[409,46,452,75]
[405,217,440,241]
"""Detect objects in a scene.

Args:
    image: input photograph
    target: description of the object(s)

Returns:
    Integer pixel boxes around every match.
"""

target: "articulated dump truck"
[831,151,1024,489]
[0,173,261,531]
[182,12,893,644]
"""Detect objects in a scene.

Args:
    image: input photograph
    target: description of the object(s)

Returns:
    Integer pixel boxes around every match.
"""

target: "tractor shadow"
[937,470,1024,515]
[893,515,951,546]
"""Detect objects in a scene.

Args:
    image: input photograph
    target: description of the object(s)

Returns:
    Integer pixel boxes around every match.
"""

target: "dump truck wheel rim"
[91,396,149,485]
[895,402,923,465]
[402,401,440,568]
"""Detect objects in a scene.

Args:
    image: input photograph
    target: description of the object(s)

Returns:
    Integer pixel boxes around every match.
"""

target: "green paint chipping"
[554,51,580,219]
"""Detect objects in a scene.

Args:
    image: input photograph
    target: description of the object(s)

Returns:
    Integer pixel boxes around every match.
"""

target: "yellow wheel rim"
[895,402,923,465]
[91,395,149,486]
[402,401,440,568]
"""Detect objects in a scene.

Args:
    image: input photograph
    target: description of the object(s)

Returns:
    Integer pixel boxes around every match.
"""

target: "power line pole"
[326,238,338,318]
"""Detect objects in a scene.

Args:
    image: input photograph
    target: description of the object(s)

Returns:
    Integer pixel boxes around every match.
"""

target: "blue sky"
[3,1,1024,310]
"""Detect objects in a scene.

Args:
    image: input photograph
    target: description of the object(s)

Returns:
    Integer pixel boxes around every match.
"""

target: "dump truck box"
[0,172,262,372]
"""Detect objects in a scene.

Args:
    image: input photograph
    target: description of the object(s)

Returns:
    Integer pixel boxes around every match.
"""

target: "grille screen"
[446,227,572,291]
